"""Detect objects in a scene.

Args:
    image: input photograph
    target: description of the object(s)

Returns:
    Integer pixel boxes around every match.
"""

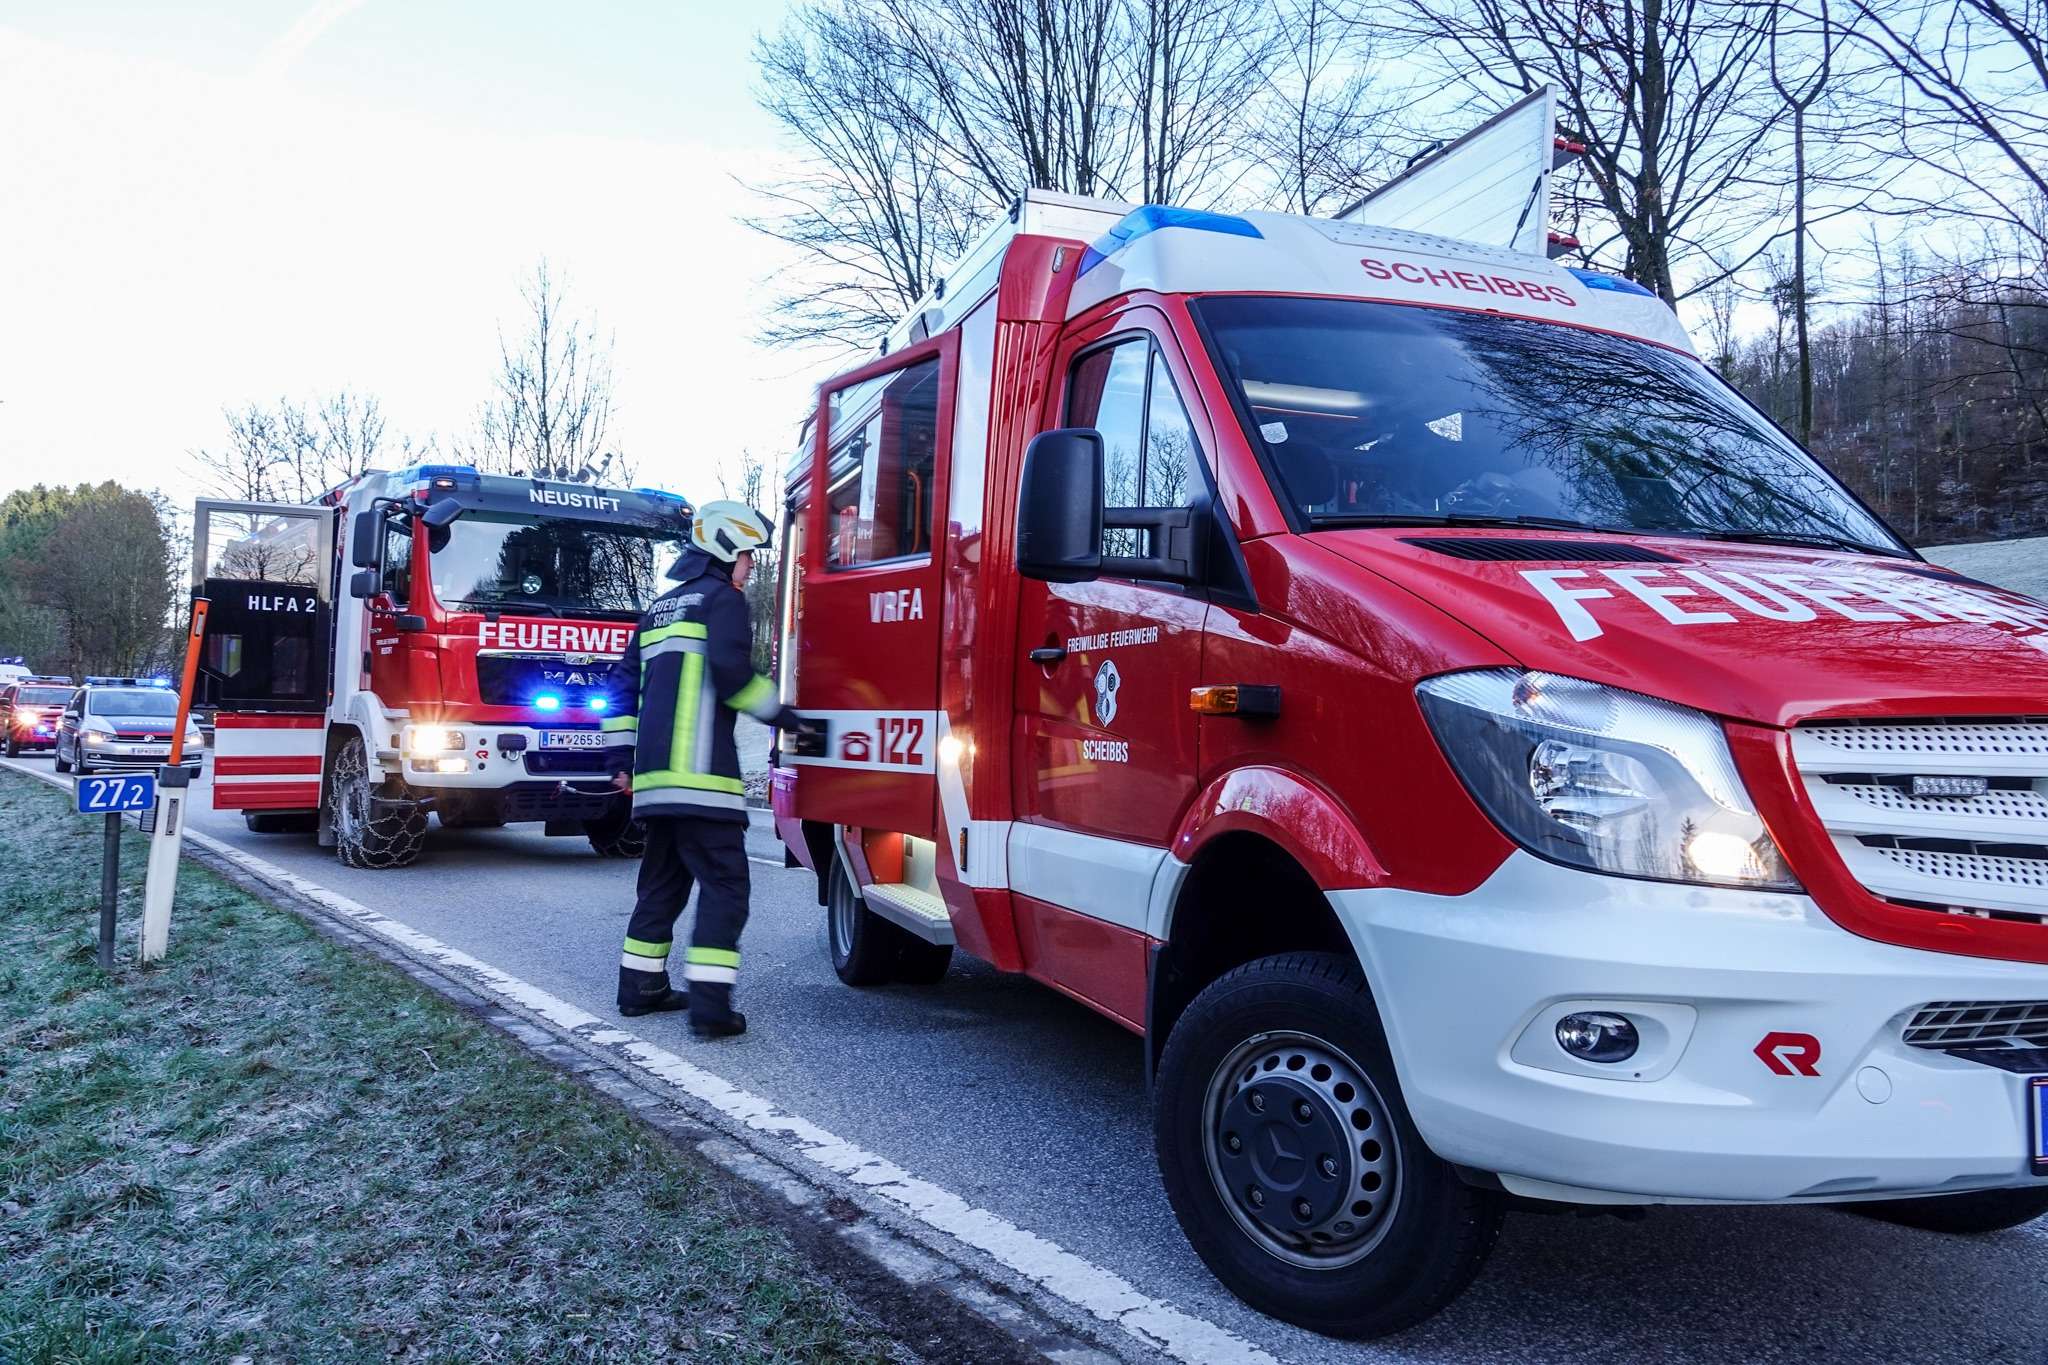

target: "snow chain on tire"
[330,734,426,869]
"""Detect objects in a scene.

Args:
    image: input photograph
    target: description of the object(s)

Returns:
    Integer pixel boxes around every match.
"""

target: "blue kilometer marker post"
[76,772,157,969]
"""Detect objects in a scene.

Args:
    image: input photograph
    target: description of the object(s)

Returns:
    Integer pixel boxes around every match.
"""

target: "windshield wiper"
[1678,528,1910,560]
[461,599,560,616]
[1314,512,1627,535]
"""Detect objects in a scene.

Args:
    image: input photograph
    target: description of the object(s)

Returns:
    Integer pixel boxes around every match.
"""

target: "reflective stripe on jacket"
[603,561,779,822]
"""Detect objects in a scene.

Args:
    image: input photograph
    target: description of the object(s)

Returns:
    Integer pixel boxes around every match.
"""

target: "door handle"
[1029,646,1067,665]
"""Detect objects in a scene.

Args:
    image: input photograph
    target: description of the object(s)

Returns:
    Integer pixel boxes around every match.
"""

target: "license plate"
[2032,1078,2048,1176]
[540,731,605,750]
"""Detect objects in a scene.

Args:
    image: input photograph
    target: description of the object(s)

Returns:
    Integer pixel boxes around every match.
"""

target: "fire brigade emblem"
[1093,659,1121,726]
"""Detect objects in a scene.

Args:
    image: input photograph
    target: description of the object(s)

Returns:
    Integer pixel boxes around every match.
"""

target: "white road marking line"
[2,755,1276,1365]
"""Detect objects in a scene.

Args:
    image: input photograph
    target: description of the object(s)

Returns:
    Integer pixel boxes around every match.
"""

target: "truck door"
[191,499,336,813]
[1012,314,1210,954]
[788,332,956,840]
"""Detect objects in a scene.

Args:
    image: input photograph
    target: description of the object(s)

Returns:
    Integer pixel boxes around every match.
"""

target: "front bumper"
[1331,852,2048,1204]
[81,740,201,771]
[393,722,614,790]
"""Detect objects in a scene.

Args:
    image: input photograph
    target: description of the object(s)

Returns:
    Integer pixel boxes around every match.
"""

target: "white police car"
[53,679,203,777]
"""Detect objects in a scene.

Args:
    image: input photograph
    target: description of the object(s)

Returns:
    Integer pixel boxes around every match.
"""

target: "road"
[19,749,2048,1364]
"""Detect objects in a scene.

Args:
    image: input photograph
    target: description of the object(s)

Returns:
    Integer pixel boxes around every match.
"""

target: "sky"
[0,0,824,508]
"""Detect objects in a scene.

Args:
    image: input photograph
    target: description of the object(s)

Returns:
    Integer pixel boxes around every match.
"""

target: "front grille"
[525,749,609,775]
[1904,1000,2048,1049]
[1792,718,2048,920]
[474,654,621,708]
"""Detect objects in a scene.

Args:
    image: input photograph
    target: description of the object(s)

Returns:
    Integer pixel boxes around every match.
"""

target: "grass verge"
[0,770,908,1365]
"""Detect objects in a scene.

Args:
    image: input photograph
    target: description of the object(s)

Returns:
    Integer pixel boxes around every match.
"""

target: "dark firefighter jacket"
[603,550,780,822]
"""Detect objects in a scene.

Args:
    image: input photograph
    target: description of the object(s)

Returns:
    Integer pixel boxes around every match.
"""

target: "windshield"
[428,513,685,617]
[1193,297,1905,554]
[89,689,178,717]
[18,687,70,705]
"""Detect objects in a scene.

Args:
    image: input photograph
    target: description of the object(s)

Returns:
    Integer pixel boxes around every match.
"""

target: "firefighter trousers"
[619,816,750,1026]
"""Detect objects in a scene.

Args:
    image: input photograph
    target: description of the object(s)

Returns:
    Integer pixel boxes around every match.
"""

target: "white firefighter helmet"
[689,500,772,563]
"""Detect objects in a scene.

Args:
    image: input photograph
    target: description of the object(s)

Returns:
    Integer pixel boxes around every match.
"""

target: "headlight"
[1417,669,1799,892]
[411,726,464,753]
[84,730,108,746]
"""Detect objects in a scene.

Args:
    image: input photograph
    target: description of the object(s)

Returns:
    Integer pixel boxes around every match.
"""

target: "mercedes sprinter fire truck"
[192,466,690,867]
[770,89,2048,1336]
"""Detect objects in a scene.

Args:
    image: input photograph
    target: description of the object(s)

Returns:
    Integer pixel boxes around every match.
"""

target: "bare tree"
[1256,0,1404,215]
[190,390,401,503]
[459,261,625,483]
[1124,0,1278,205]
[1378,0,1786,303]
[1770,0,1839,444]
[750,9,981,347]
[1840,0,2048,255]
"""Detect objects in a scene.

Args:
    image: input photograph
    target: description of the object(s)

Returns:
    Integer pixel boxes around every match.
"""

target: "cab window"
[826,356,941,567]
[1065,338,1202,557]
[383,520,414,607]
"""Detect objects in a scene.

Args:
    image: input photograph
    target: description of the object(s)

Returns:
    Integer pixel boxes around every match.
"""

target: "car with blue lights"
[52,678,203,776]
[1,676,75,756]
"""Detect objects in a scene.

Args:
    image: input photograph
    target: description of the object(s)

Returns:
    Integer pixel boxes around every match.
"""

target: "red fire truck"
[190,467,690,866]
[772,92,2048,1335]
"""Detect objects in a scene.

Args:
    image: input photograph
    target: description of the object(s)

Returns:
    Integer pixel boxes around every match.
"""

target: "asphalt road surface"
[24,750,2048,1364]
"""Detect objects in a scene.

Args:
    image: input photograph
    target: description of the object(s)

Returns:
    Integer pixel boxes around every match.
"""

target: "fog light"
[433,757,470,774]
[1556,1012,1639,1063]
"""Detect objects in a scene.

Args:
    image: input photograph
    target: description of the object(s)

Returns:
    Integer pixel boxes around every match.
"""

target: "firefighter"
[603,500,802,1038]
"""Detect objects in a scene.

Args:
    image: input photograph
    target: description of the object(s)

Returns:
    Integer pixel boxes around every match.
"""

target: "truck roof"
[320,464,693,530]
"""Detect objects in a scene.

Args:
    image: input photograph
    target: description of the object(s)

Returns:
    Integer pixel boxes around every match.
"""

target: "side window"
[383,520,413,607]
[1065,338,1203,559]
[827,356,941,567]
[1065,340,1149,555]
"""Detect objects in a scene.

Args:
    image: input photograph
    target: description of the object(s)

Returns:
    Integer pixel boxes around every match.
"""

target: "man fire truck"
[771,88,2048,1336]
[191,465,690,867]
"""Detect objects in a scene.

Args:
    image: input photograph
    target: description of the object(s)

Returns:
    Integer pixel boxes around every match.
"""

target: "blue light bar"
[1079,205,1264,276]
[533,693,562,712]
[1565,268,1657,299]
[589,697,609,712]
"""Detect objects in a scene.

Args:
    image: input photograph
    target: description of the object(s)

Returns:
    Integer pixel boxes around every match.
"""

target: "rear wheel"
[1851,1187,2048,1235]
[329,735,426,869]
[828,857,900,986]
[1154,952,1502,1338]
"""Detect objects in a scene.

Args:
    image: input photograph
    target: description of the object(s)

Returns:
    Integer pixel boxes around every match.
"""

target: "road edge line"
[2,758,1276,1365]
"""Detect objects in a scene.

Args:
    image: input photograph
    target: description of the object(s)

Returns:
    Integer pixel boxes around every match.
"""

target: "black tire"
[4,733,18,758]
[893,935,954,985]
[54,743,71,773]
[585,805,647,858]
[1851,1187,2048,1235]
[1154,951,1502,1339]
[827,857,901,986]
[329,734,426,869]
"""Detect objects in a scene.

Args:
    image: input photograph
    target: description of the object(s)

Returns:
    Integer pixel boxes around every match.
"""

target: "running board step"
[861,882,955,945]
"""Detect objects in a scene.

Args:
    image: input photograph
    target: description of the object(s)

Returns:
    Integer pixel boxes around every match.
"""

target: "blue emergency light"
[533,693,562,712]
[589,697,609,712]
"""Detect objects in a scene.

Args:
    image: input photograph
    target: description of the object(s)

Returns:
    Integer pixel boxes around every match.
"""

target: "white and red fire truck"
[771,90,2048,1335]
[191,466,690,866]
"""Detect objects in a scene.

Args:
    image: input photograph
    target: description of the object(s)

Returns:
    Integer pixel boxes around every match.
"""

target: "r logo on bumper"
[1754,1031,1822,1076]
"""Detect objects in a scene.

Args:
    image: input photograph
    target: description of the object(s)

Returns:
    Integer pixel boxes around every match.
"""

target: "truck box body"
[772,169,2048,1332]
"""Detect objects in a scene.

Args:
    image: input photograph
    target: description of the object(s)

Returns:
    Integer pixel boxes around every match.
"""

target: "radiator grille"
[1791,718,2048,920]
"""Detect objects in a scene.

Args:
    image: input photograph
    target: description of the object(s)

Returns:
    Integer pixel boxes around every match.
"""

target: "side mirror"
[421,499,462,528]
[348,569,380,599]
[350,512,381,569]
[1016,429,1104,583]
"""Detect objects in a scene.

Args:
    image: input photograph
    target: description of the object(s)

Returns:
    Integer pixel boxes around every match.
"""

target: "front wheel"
[1851,1187,2048,1235]
[329,735,426,869]
[53,744,71,773]
[4,733,18,758]
[1154,952,1502,1338]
